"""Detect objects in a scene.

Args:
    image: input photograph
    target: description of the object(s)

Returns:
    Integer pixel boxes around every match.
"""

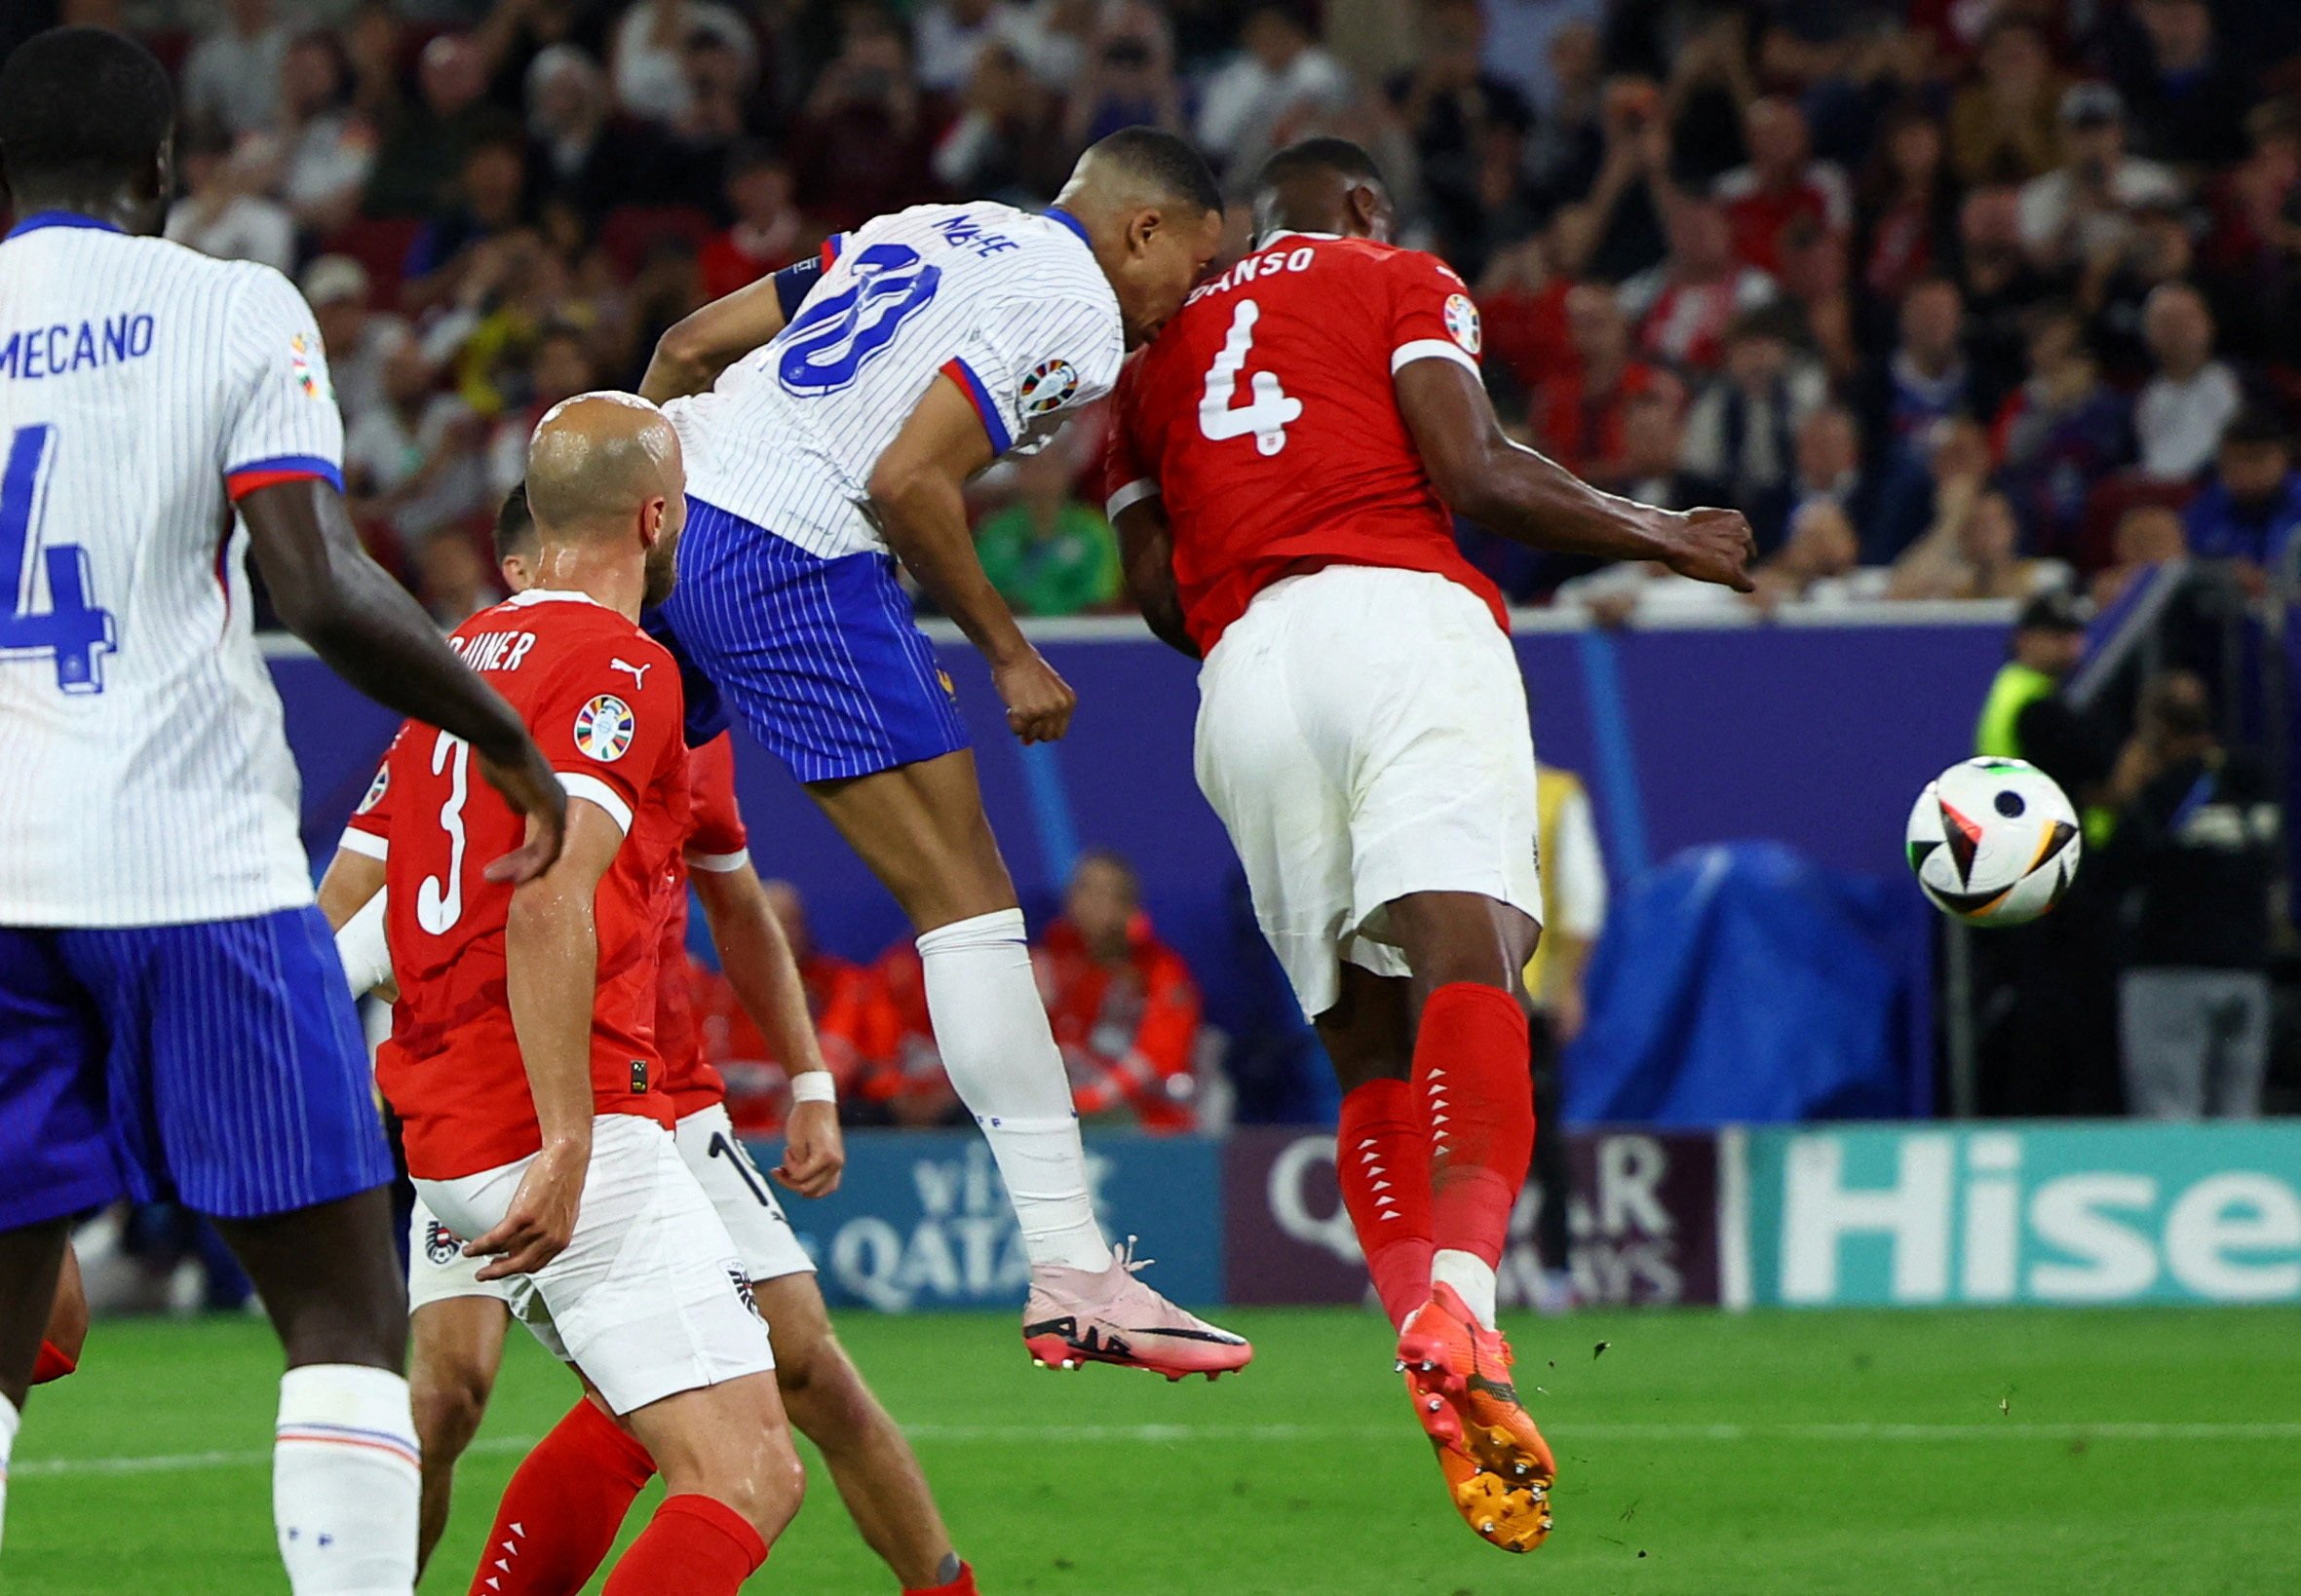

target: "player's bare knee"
[409,1361,492,1463]
[721,1425,807,1542]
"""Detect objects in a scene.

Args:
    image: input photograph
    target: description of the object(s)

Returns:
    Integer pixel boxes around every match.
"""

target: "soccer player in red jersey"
[324,485,976,1595]
[340,394,802,1594]
[1105,138,1756,1553]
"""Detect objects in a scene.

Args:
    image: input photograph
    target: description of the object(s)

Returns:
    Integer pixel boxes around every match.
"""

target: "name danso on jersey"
[1191,246,1318,459]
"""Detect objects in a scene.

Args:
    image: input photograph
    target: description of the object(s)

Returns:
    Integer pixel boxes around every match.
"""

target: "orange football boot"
[1397,1282,1556,1550]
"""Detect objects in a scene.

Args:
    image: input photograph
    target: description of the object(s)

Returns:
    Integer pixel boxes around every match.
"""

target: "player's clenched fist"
[994,648,1078,743]
[1659,506,1760,592]
[469,1140,588,1279]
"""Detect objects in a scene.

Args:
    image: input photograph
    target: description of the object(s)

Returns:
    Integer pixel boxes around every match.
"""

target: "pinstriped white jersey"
[667,202,1123,559]
[0,215,343,927]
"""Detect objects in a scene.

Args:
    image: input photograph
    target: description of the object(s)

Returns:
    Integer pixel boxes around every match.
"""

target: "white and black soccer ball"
[1905,757,2083,927]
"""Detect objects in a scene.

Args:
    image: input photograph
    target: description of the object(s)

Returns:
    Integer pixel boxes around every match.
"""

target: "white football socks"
[917,908,1113,1273]
[1,1389,19,1555]
[1433,1249,1500,1329]
[274,1364,420,1595]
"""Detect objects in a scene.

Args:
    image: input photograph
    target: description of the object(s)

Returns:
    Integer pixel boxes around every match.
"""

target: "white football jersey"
[0,214,341,927]
[667,202,1123,558]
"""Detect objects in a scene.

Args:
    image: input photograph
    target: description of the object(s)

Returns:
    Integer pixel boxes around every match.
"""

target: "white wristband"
[789,1072,837,1106]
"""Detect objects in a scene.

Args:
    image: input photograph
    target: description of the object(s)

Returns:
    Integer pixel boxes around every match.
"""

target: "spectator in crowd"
[2134,280,2242,481]
[756,880,901,1108]
[364,31,494,218]
[915,0,1049,96]
[1522,760,1605,1315]
[523,43,672,227]
[792,7,938,231]
[2104,671,2281,1120]
[181,0,288,139]
[1477,0,1604,119]
[933,40,1069,201]
[402,118,532,299]
[263,28,377,237]
[1946,16,2063,187]
[300,254,404,432]
[1533,281,1673,482]
[2182,408,2301,579]
[1956,184,2058,414]
[1063,2,1188,150]
[2082,197,2197,387]
[609,0,755,126]
[864,940,964,1128]
[975,448,1122,618]
[1195,2,1352,184]
[2112,0,2252,171]
[1611,388,1722,515]
[1889,477,2069,602]
[1787,401,1869,541]
[482,322,599,497]
[1678,305,1829,551]
[1474,235,1572,396]
[1522,18,1603,210]
[1752,500,1888,609]
[1994,306,2133,560]
[165,127,294,275]
[1389,0,1531,276]
[2018,83,2183,278]
[2092,503,2189,609]
[1855,99,1962,317]
[1619,195,1777,374]
[410,532,497,627]
[1033,852,1202,1131]
[342,329,488,551]
[1859,276,1974,533]
[698,142,812,301]
[1714,95,1849,280]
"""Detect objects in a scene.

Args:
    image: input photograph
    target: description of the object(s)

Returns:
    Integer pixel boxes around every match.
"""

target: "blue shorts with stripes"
[657,496,971,782]
[0,905,393,1225]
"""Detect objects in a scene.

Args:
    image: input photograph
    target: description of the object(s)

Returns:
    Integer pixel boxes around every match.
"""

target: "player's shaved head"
[1253,138,1394,246]
[0,27,175,228]
[524,393,686,609]
[1055,127,1227,349]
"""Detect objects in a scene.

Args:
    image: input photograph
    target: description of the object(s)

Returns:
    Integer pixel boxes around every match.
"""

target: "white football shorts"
[413,1114,773,1416]
[407,1104,815,1313]
[1194,564,1544,1019]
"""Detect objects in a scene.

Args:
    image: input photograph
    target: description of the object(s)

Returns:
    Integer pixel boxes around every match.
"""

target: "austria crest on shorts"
[574,694,635,762]
[1021,358,1079,416]
[1443,293,1482,356]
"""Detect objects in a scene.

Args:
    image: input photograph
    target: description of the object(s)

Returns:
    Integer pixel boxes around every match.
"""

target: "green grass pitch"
[9,1305,2300,1593]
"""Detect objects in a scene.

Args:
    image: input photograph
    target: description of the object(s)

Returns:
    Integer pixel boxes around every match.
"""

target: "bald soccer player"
[633,129,1250,1378]
[348,395,804,1594]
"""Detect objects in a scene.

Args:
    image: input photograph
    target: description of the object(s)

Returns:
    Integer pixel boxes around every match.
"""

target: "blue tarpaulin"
[1562,844,1931,1127]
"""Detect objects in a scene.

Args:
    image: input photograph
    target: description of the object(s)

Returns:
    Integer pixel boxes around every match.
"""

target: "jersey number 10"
[1,425,117,694]
[1198,300,1301,458]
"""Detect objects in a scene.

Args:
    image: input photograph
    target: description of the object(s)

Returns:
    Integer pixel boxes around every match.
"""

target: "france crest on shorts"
[575,694,635,762]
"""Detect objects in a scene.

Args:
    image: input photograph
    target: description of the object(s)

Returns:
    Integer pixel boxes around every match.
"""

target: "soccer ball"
[1905,757,2083,927]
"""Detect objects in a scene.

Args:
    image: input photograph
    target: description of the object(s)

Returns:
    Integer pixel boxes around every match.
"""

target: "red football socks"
[1414,982,1535,1271]
[601,1494,767,1595]
[907,1559,979,1594]
[469,1398,656,1596]
[1336,1077,1435,1328]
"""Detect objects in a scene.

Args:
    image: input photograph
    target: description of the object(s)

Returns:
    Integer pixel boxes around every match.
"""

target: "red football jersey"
[353,589,690,1179]
[656,732,749,1118]
[1103,233,1506,655]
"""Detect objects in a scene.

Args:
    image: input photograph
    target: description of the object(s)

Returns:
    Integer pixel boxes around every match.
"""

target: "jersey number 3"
[1,424,117,694]
[417,731,471,935]
[1198,300,1301,458]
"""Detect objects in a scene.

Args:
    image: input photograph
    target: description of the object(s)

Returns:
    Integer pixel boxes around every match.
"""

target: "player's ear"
[638,495,666,549]
[1128,206,1162,256]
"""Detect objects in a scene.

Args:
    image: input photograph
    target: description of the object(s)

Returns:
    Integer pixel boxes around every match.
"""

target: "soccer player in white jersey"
[633,128,1252,1378]
[0,29,567,1591]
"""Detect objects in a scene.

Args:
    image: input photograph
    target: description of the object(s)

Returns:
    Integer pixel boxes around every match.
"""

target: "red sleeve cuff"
[225,455,344,500]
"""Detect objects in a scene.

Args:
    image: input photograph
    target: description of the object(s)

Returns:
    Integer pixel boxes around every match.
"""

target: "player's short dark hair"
[1254,137,1390,201]
[493,481,538,565]
[1087,126,1223,217]
[0,28,174,193]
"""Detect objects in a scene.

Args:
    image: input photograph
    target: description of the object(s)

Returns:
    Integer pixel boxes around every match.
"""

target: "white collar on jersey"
[500,589,608,610]
[1254,230,1343,248]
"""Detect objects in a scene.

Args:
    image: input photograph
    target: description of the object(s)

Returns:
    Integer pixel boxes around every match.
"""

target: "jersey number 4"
[1,425,117,694]
[1198,300,1301,458]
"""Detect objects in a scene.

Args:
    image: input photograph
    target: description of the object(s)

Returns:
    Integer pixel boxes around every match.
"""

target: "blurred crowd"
[10,0,2301,625]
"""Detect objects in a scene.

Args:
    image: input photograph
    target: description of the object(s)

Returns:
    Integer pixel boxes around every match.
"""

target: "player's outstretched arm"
[638,254,822,402]
[1396,359,1757,590]
[1111,498,1200,661]
[242,479,568,881]
[868,375,1078,742]
[693,861,846,1198]
[473,799,624,1279]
